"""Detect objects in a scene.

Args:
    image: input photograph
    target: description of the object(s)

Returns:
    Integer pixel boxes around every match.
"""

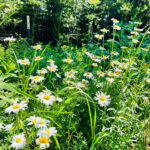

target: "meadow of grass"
[0,19,150,150]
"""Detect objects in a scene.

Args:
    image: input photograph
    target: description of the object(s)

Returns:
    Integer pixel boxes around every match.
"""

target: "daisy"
[76,82,86,88]
[97,71,105,77]
[82,79,89,84]
[66,80,75,85]
[121,46,128,49]
[119,63,128,69]
[29,82,36,88]
[5,101,27,114]
[92,63,98,67]
[95,34,103,40]
[114,72,120,77]
[5,123,13,131]
[33,45,42,50]
[71,69,78,74]
[95,92,111,107]
[134,22,142,25]
[55,97,63,102]
[30,76,44,83]
[37,127,57,137]
[90,56,100,63]
[132,39,139,44]
[96,83,103,88]
[47,65,58,72]
[11,133,26,150]
[11,98,19,104]
[101,28,109,33]
[65,72,75,79]
[83,72,93,79]
[108,71,114,76]
[134,27,143,32]
[146,78,150,83]
[37,118,50,128]
[113,25,121,30]
[112,60,120,66]
[131,31,139,36]
[36,92,55,106]
[63,58,74,64]
[26,116,40,128]
[37,69,48,75]
[112,51,119,56]
[111,18,119,24]
[147,69,150,74]
[47,59,55,65]
[36,135,50,149]
[35,56,43,61]
[106,78,114,83]
[17,58,30,65]
[102,55,109,60]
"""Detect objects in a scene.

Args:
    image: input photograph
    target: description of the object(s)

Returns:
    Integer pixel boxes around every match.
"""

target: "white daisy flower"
[11,133,26,150]
[101,55,109,60]
[37,68,48,75]
[90,56,100,63]
[131,31,139,36]
[146,78,150,83]
[5,101,27,114]
[26,116,40,128]
[83,72,93,79]
[111,18,119,24]
[113,25,121,30]
[33,45,42,50]
[94,34,103,40]
[82,79,89,84]
[30,76,44,83]
[134,27,143,32]
[47,59,55,65]
[66,80,75,85]
[108,71,114,76]
[37,118,50,129]
[147,69,150,74]
[29,82,36,88]
[17,58,30,65]
[119,63,128,69]
[36,92,55,106]
[63,58,74,64]
[5,123,13,131]
[132,39,139,44]
[92,63,98,67]
[112,60,120,66]
[47,65,58,72]
[71,69,78,74]
[97,71,105,77]
[65,72,75,79]
[121,46,128,49]
[96,83,103,88]
[35,56,43,61]
[76,82,86,88]
[95,92,111,107]
[11,98,19,104]
[112,51,119,56]
[101,28,109,33]
[106,78,114,83]
[36,135,50,149]
[37,127,57,137]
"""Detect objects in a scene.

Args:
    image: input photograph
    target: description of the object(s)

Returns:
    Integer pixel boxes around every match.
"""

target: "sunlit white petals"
[37,127,57,137]
[30,76,44,83]
[35,56,43,61]
[95,34,103,40]
[65,72,75,79]
[17,58,30,65]
[83,72,93,79]
[106,78,114,83]
[47,65,58,72]
[63,58,74,64]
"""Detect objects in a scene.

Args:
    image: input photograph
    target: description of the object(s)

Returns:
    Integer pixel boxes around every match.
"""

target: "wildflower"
[97,71,105,77]
[96,83,103,88]
[56,73,61,78]
[37,127,57,137]
[147,69,150,74]
[112,51,119,56]
[131,31,139,36]
[113,25,121,30]
[90,56,100,63]
[83,72,93,79]
[30,76,44,83]
[119,63,128,69]
[142,48,148,52]
[82,79,89,84]
[4,36,16,42]
[95,92,111,107]
[26,116,40,128]
[95,34,103,40]
[92,63,98,67]
[36,135,50,149]
[76,82,86,88]
[5,123,13,132]
[63,58,74,64]
[37,68,48,75]
[102,55,109,60]
[108,71,114,76]
[11,98,19,104]
[33,45,42,50]
[11,133,26,150]
[47,59,55,65]
[17,58,30,65]
[112,60,120,66]
[146,78,150,83]
[111,18,119,24]
[37,118,50,128]
[65,72,75,79]
[35,56,43,61]
[36,92,55,106]
[134,22,142,25]
[106,78,114,83]
[121,46,128,49]
[134,27,143,32]
[71,69,78,74]
[101,28,109,33]
[47,65,58,72]
[5,101,27,114]
[29,82,36,88]
[67,80,75,85]
[132,39,139,44]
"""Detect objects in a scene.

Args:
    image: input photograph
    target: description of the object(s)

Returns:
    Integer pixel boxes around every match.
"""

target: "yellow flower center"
[66,59,71,62]
[99,96,105,101]
[108,78,111,81]
[39,121,45,125]
[34,76,40,80]
[87,72,90,75]
[9,126,13,130]
[32,120,37,124]
[115,62,119,65]
[39,70,43,73]
[36,57,41,60]
[43,95,50,100]
[39,137,49,144]
[68,73,72,76]
[16,138,21,143]
[110,73,113,75]
[69,81,73,84]
[45,130,51,134]
[13,104,20,109]
[103,56,107,59]
[34,46,40,49]
[92,57,96,59]
[21,60,26,63]
[5,92,9,95]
